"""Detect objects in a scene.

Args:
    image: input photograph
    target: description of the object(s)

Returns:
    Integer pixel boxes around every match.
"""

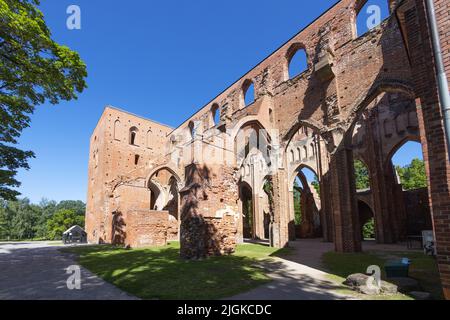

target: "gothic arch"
[384,135,422,168]
[346,80,415,134]
[145,165,182,188]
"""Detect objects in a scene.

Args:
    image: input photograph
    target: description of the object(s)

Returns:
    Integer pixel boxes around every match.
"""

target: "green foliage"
[362,218,375,239]
[46,208,84,240]
[0,198,85,240]
[354,160,370,190]
[293,179,302,225]
[0,0,87,200]
[311,175,320,196]
[396,158,428,191]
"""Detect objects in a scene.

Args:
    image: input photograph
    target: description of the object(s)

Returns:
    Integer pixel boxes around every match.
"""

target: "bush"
[363,218,375,239]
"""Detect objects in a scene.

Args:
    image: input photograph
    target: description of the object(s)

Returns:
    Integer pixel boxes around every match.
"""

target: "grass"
[322,250,443,300]
[61,242,283,300]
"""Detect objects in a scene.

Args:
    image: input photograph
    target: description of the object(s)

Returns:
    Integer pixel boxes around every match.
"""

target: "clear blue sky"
[15,0,421,203]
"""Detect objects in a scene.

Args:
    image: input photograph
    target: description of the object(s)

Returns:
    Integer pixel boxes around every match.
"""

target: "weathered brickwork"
[86,0,450,298]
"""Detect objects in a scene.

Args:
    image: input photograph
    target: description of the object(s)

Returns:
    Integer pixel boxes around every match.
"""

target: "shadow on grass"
[62,243,286,300]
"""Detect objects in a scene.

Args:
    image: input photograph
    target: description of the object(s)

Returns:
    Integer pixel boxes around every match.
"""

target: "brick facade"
[86,0,450,298]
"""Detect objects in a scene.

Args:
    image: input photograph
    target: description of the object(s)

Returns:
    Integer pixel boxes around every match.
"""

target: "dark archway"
[239,182,254,239]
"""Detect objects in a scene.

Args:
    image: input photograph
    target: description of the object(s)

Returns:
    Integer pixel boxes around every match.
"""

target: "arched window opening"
[243,80,255,107]
[188,121,195,140]
[391,141,426,191]
[354,159,371,191]
[290,150,295,163]
[129,127,138,146]
[292,167,321,239]
[355,0,390,38]
[288,48,308,79]
[114,120,121,141]
[134,155,140,166]
[303,146,308,159]
[211,104,220,127]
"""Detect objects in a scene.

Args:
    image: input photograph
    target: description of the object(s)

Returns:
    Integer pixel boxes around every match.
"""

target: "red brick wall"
[126,210,169,248]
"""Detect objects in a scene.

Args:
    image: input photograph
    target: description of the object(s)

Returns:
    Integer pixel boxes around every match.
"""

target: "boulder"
[381,281,398,294]
[344,274,398,295]
[358,285,381,295]
[344,273,370,287]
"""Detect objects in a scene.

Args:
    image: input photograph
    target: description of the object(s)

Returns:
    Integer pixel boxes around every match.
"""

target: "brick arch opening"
[234,120,271,168]
[358,200,375,240]
[147,167,181,240]
[347,86,425,243]
[239,181,254,239]
[290,164,322,240]
[385,139,431,240]
[286,43,308,80]
[211,103,220,127]
[242,79,255,108]
[129,126,139,146]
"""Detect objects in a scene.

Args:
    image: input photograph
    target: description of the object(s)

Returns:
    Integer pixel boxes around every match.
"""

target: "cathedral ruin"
[86,0,450,299]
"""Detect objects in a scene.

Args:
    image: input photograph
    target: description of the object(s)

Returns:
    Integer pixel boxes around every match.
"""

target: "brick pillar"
[329,146,362,253]
[318,138,333,242]
[271,168,290,248]
[397,0,450,299]
[365,115,398,243]
[320,173,334,242]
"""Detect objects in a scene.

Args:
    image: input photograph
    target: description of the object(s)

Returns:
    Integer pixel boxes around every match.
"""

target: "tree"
[0,0,87,200]
[56,200,85,216]
[354,160,370,190]
[46,208,84,240]
[293,179,302,225]
[396,158,428,191]
[311,175,320,196]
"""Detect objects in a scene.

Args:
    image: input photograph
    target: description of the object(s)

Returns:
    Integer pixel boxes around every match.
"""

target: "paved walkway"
[229,239,353,300]
[0,241,137,300]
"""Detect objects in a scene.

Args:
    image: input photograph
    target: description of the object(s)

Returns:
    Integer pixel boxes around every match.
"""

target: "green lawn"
[322,250,443,300]
[61,242,283,300]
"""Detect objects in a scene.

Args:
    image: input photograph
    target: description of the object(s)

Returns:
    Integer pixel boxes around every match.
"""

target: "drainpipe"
[425,0,450,161]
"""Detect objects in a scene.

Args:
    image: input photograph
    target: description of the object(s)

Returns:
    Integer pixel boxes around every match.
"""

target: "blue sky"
[14,0,421,203]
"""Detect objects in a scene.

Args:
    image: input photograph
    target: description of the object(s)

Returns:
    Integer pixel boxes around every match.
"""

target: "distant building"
[63,225,87,244]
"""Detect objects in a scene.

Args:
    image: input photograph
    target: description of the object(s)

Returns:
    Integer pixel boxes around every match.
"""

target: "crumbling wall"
[126,210,169,248]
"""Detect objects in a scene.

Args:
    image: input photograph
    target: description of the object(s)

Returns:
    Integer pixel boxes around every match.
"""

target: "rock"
[409,291,431,300]
[344,274,399,295]
[358,285,381,295]
[344,273,370,287]
[381,281,398,294]
[388,277,420,293]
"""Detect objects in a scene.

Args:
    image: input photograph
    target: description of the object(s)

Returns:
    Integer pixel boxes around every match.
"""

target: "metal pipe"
[425,0,450,161]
